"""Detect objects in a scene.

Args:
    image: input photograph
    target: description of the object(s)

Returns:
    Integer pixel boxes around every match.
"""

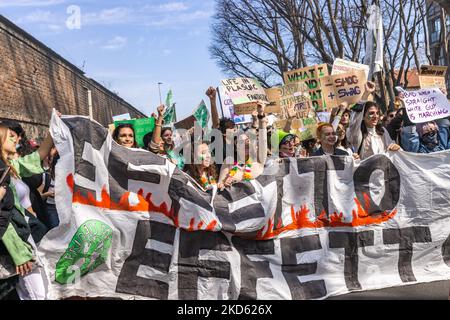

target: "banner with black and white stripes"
[39,112,450,300]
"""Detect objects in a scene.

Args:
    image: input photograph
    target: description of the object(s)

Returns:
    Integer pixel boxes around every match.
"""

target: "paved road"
[327,280,450,300]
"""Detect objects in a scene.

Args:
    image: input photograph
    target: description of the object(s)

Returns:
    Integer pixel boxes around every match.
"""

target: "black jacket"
[312,147,349,156]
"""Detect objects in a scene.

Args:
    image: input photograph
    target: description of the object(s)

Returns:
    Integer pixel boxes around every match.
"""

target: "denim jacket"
[401,125,450,153]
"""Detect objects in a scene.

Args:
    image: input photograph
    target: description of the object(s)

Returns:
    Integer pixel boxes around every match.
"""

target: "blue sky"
[0,0,226,119]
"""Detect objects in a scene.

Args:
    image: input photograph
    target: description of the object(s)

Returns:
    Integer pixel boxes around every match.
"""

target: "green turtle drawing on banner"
[55,220,113,284]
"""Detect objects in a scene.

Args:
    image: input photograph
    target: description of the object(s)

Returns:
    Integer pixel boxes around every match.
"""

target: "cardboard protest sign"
[114,117,155,148]
[274,119,288,131]
[396,87,450,123]
[321,69,367,109]
[295,117,318,141]
[279,82,311,119]
[221,78,269,107]
[419,65,448,95]
[233,102,258,116]
[283,64,328,111]
[331,58,370,80]
[265,87,282,114]
[316,112,331,124]
[419,65,448,77]
[112,113,131,122]
[174,115,197,130]
[218,86,253,124]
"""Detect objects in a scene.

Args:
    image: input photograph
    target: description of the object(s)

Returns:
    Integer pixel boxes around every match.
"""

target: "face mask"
[421,131,438,147]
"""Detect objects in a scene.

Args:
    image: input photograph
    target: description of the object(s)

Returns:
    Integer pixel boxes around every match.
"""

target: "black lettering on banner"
[168,170,214,220]
[63,118,108,198]
[178,230,232,300]
[329,231,374,291]
[255,159,291,230]
[108,143,166,203]
[213,181,266,232]
[442,233,450,267]
[116,220,176,299]
[296,156,346,219]
[231,237,274,300]
[280,235,327,299]
[353,154,400,215]
[383,227,432,282]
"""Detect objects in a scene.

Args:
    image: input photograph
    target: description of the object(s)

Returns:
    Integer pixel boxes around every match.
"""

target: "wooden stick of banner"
[376,71,388,114]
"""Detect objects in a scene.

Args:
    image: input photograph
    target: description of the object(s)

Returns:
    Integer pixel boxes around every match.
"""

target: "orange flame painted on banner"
[66,174,218,231]
[67,174,396,239]
[255,198,398,240]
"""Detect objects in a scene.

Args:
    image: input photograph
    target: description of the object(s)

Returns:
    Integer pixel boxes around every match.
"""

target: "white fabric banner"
[38,113,450,300]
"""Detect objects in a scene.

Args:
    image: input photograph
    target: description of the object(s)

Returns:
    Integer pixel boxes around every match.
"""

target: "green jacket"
[1,151,43,266]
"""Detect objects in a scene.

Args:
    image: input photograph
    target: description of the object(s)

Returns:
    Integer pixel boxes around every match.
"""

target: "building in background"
[0,15,145,139]
[426,0,450,92]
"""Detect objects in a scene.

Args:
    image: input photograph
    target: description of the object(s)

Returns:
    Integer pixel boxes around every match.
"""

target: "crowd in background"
[1,79,450,300]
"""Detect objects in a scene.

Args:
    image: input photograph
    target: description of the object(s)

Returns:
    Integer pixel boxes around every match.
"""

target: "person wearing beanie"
[277,130,297,158]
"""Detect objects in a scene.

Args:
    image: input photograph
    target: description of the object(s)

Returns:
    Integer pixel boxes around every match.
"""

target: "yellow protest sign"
[321,69,367,109]
[265,88,282,114]
[283,64,329,111]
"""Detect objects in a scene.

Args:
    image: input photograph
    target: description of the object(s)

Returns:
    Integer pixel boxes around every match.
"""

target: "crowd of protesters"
[1,78,450,300]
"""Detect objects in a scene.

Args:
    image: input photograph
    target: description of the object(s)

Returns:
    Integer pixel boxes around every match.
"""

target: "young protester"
[277,130,299,159]
[0,123,56,300]
[347,81,401,160]
[401,118,450,153]
[150,105,184,169]
[312,123,349,156]
[184,139,218,190]
[112,124,137,148]
[336,123,357,158]
[218,104,268,189]
[330,103,351,129]
[41,152,59,230]
[0,159,33,300]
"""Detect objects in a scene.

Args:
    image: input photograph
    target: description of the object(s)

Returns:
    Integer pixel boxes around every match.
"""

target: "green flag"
[114,117,155,147]
[193,100,210,128]
[165,89,173,108]
[163,103,177,125]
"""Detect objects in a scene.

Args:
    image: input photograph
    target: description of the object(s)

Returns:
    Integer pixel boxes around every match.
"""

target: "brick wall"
[0,15,145,139]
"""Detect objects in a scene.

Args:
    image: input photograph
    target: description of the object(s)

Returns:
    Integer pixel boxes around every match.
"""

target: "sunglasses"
[422,130,437,138]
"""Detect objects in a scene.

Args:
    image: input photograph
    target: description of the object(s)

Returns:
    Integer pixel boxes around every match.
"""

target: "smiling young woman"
[347,81,401,160]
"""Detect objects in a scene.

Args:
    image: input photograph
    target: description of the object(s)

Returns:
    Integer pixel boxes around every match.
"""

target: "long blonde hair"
[0,124,19,178]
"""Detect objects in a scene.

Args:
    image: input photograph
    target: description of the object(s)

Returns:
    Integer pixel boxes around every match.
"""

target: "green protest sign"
[113,117,155,148]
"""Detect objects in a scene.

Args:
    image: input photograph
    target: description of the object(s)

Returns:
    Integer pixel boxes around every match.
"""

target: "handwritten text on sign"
[283,64,328,111]
[221,78,268,107]
[397,87,450,123]
[321,70,366,109]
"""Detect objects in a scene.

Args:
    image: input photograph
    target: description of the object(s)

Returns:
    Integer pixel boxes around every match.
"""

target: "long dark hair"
[4,121,34,156]
[183,138,217,185]
[361,101,385,136]
[112,124,137,147]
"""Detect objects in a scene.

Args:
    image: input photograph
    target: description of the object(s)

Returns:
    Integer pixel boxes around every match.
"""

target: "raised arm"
[151,105,165,151]
[257,104,268,164]
[347,82,375,151]
[37,133,55,161]
[206,87,220,129]
[331,102,348,131]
